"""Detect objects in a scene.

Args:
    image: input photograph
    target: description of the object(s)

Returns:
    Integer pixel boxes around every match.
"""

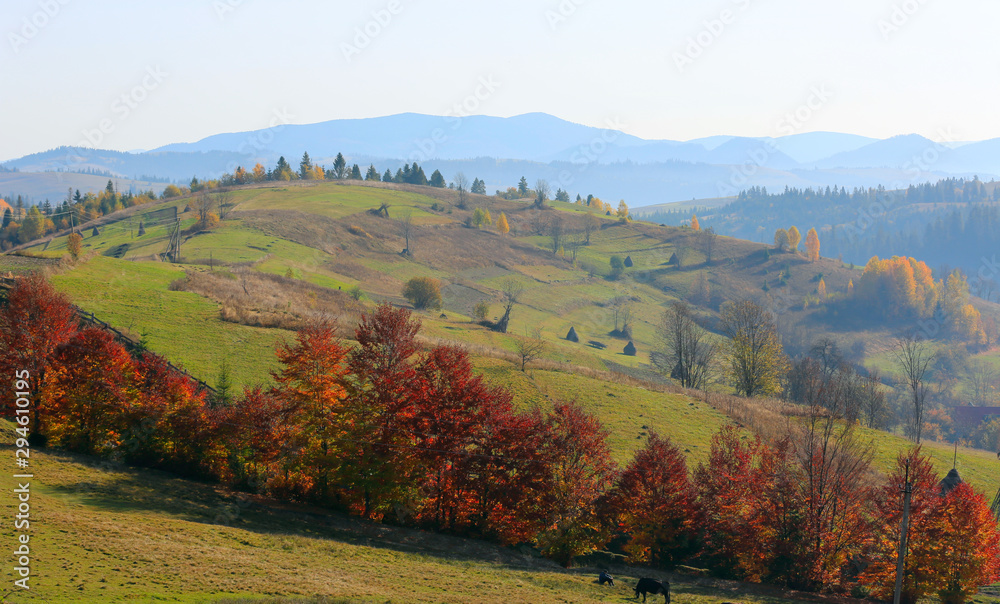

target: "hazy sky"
[2,0,996,161]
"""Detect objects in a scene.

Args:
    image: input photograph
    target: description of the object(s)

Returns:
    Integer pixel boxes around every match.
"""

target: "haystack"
[939,468,963,496]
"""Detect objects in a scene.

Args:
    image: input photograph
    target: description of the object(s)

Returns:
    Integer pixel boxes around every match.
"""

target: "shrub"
[67,232,83,260]
[347,225,372,239]
[609,256,625,279]
[402,277,442,310]
[473,300,490,322]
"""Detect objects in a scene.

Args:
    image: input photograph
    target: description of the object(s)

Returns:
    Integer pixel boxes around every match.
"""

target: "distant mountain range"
[4,113,998,206]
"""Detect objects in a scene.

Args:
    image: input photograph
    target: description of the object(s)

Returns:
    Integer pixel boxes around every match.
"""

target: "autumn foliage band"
[0,274,997,601]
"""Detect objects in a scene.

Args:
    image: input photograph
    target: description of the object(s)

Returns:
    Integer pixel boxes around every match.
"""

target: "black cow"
[598,570,614,586]
[635,577,669,603]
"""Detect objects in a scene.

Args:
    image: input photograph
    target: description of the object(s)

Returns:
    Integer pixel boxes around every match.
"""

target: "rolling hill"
[6,178,1000,601]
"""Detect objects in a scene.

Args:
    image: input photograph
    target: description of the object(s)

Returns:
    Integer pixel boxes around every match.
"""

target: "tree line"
[650,178,1000,277]
[1,274,998,600]
[1,182,160,250]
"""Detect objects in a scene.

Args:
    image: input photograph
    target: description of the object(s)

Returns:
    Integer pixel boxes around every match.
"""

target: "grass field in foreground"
[0,429,881,604]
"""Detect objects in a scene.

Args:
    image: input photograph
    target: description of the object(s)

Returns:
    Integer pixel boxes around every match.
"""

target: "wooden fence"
[0,276,217,395]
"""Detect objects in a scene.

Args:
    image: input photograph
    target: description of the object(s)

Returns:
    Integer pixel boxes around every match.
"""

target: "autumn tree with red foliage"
[862,449,1000,604]
[406,345,553,544]
[43,328,138,455]
[125,351,210,472]
[342,303,423,519]
[795,411,874,590]
[534,402,617,566]
[695,426,804,584]
[409,345,513,530]
[0,273,77,436]
[216,387,296,491]
[600,432,699,567]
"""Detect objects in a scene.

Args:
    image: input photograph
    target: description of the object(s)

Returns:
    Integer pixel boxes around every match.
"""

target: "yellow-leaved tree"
[805,227,820,261]
[617,200,629,222]
[787,226,801,253]
[774,228,789,251]
[496,212,509,237]
[719,299,789,397]
[691,214,700,231]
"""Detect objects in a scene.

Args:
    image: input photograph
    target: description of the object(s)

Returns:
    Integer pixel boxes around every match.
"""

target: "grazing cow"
[598,570,614,586]
[635,577,670,603]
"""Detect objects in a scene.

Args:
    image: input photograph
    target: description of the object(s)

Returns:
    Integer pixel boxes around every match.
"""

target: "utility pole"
[893,459,913,604]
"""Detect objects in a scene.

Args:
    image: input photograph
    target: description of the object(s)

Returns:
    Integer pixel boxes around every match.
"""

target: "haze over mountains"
[5,113,999,205]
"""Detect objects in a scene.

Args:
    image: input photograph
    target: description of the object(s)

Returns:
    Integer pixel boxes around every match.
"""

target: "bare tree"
[534,179,550,209]
[583,212,599,245]
[861,369,888,429]
[215,190,235,220]
[530,211,547,236]
[190,193,215,228]
[967,360,998,406]
[655,301,717,390]
[891,333,934,443]
[454,173,469,209]
[514,328,546,371]
[809,338,843,378]
[698,227,718,264]
[548,215,564,254]
[494,278,524,334]
[610,295,633,337]
[399,210,414,256]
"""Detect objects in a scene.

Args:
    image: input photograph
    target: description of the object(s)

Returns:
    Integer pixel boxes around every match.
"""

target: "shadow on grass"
[40,448,560,574]
[40,447,878,604]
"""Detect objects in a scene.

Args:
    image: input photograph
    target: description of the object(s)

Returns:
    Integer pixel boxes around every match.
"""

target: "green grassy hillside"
[11,180,1000,473]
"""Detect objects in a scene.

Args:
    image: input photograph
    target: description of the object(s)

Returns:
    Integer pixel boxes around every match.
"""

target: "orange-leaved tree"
[43,328,138,455]
[928,482,1000,604]
[272,321,351,504]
